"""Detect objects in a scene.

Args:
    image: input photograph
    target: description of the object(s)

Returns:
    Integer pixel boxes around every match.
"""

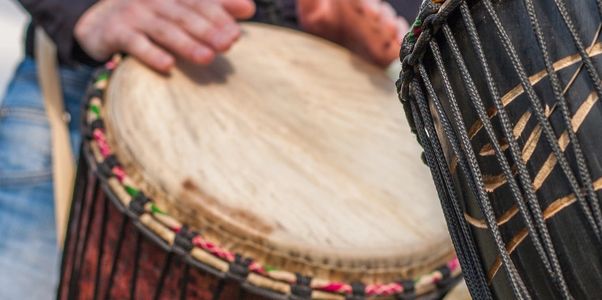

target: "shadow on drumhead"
[176,55,235,86]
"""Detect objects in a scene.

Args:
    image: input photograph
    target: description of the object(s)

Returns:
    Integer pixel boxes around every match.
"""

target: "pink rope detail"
[112,166,126,183]
[432,271,444,283]
[92,128,104,142]
[447,257,460,272]
[93,129,112,157]
[106,60,118,70]
[249,262,266,274]
[365,283,403,296]
[192,236,235,262]
[315,282,352,294]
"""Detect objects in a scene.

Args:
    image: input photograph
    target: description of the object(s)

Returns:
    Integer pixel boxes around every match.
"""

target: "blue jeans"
[0,57,93,299]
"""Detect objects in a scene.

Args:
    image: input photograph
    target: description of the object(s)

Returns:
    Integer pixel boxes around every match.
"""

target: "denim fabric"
[0,57,93,299]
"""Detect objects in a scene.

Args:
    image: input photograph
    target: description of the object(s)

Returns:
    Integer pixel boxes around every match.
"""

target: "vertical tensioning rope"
[418,48,530,298]
[482,0,602,242]
[456,3,574,297]
[550,0,602,236]
[552,0,602,100]
[522,0,602,243]
[439,20,572,298]
[481,1,602,296]
[400,1,529,297]
[483,0,599,234]
[407,79,493,299]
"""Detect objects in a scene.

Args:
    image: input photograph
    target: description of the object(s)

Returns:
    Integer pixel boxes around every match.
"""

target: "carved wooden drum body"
[59,23,460,299]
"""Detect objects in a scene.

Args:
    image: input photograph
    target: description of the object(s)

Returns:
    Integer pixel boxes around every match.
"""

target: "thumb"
[220,0,256,19]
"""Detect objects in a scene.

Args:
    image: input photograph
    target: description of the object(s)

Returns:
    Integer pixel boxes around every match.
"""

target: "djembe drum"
[58,23,461,300]
[398,0,602,299]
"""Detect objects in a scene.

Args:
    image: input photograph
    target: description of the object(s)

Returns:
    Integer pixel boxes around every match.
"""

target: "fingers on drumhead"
[154,6,232,53]
[145,17,216,64]
[179,0,256,20]
[121,30,175,73]
[171,0,242,52]
[357,0,381,20]
[218,0,256,19]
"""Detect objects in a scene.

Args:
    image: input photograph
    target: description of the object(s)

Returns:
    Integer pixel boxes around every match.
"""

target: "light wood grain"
[105,23,452,282]
[35,28,74,247]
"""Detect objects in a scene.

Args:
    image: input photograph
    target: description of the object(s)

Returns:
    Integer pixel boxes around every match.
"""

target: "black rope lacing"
[406,81,492,299]
[397,0,602,298]
[548,0,602,235]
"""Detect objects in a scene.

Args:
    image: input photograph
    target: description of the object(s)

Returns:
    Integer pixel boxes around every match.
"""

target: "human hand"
[298,0,409,67]
[75,0,256,73]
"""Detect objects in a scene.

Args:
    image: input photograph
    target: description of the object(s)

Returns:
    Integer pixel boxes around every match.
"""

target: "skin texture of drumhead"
[105,23,452,282]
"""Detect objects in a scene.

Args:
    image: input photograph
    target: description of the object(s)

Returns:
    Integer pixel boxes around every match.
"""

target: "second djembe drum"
[58,23,461,300]
[398,0,602,299]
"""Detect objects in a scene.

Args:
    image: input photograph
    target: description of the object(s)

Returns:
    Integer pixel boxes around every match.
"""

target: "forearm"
[19,0,98,65]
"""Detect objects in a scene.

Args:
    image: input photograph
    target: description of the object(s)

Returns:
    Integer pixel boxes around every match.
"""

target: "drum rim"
[82,56,461,299]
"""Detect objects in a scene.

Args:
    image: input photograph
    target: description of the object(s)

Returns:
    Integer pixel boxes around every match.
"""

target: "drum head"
[103,23,453,283]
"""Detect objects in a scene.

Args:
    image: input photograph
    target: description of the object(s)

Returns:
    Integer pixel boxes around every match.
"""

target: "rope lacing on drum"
[290,273,312,300]
[174,226,196,254]
[548,0,602,237]
[394,280,416,300]
[480,0,602,295]
[345,282,366,300]
[129,192,150,216]
[398,2,505,299]
[402,76,491,300]
[410,75,526,299]
[483,0,602,251]
[398,0,602,298]
[443,2,569,296]
[227,254,253,282]
[85,119,105,140]
[434,264,455,290]
[98,155,119,179]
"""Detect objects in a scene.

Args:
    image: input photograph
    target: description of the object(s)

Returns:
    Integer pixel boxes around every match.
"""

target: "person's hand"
[75,0,256,73]
[298,0,409,67]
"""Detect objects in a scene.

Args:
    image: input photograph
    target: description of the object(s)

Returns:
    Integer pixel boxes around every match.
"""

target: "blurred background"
[0,1,27,105]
